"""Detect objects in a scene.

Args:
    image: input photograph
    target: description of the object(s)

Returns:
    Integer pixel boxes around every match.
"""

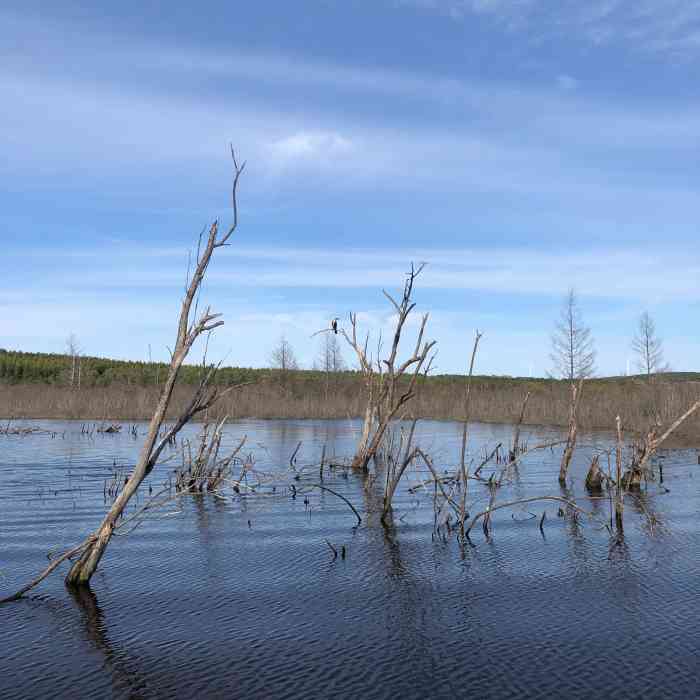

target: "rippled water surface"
[1,418,699,699]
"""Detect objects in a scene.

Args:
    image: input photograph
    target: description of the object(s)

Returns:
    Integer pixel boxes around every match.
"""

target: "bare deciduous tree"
[315,332,345,374]
[315,332,346,397]
[270,336,299,372]
[550,288,596,380]
[1,150,246,602]
[339,263,436,472]
[632,311,669,377]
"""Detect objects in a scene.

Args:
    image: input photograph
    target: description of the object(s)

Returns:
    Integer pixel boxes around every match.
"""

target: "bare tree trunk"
[510,390,531,461]
[352,402,376,470]
[584,454,604,492]
[614,415,624,531]
[1,151,246,600]
[558,379,583,486]
[458,331,482,539]
[66,218,242,582]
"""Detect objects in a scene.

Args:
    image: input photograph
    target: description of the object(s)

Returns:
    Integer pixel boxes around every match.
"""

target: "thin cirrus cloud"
[3,64,700,238]
[399,1,700,56]
[2,12,700,218]
[3,238,698,373]
[8,244,700,304]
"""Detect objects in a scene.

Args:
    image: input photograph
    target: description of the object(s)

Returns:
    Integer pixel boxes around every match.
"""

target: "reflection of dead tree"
[68,585,151,696]
[465,496,609,540]
[1,150,246,603]
[558,378,584,486]
[339,264,436,472]
[411,434,567,543]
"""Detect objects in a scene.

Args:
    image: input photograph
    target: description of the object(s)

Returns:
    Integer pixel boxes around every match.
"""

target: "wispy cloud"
[266,131,354,170]
[7,243,700,303]
[399,1,700,57]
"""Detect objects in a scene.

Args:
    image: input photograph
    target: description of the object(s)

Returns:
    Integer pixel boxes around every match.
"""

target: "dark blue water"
[1,419,698,699]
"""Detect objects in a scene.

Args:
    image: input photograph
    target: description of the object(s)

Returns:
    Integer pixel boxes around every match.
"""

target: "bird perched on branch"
[331,318,338,334]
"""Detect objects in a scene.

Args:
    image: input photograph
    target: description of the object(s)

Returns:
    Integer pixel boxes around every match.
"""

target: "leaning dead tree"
[622,397,700,489]
[1,151,246,603]
[339,263,436,472]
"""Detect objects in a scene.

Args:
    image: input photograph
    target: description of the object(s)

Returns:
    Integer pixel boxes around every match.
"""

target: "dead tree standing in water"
[1,151,246,601]
[558,378,584,486]
[340,264,436,472]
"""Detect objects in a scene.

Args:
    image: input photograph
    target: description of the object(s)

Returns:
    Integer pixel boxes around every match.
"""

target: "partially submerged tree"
[550,288,596,380]
[1,150,246,601]
[558,378,584,486]
[632,311,669,377]
[339,263,436,472]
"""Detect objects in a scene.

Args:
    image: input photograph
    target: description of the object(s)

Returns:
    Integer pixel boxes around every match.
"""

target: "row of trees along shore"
[1,359,698,442]
[0,290,677,388]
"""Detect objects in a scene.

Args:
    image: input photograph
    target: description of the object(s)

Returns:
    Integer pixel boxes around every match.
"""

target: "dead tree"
[509,390,531,462]
[614,415,624,530]
[339,263,436,471]
[558,378,584,486]
[380,420,419,525]
[457,331,482,536]
[1,150,246,602]
[622,397,700,489]
[584,454,604,492]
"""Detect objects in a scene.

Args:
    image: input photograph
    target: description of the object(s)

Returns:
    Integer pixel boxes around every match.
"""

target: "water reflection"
[68,585,150,699]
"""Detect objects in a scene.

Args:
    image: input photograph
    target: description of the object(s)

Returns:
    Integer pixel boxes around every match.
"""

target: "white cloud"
[266,131,354,168]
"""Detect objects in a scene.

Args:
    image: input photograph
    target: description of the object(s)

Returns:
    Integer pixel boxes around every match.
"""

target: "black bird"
[331,318,338,334]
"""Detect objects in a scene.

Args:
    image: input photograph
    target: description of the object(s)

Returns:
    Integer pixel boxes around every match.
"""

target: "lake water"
[1,418,699,699]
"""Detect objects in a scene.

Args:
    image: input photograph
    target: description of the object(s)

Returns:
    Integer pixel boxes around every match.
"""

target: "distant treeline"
[1,349,699,439]
[0,348,264,387]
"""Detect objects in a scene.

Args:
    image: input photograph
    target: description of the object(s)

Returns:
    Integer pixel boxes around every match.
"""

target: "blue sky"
[2,1,699,376]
